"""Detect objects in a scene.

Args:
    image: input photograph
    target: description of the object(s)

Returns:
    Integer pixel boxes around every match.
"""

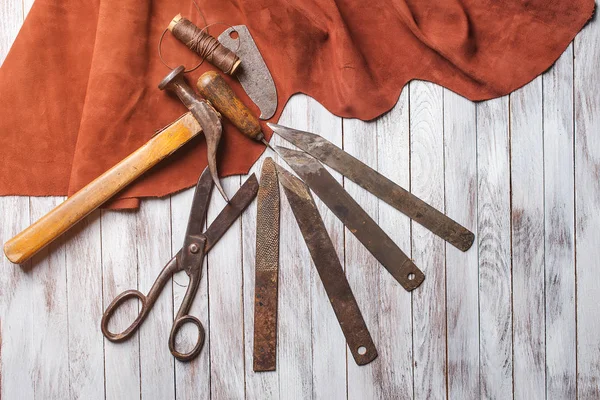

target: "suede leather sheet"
[0,0,594,208]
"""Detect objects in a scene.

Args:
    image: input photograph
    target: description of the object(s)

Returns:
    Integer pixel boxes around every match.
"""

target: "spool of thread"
[168,14,241,75]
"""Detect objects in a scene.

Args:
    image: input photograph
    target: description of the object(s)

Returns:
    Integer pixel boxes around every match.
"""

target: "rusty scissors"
[101,167,259,361]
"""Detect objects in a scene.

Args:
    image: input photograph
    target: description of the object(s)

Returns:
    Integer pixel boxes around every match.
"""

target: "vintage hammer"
[4,68,267,264]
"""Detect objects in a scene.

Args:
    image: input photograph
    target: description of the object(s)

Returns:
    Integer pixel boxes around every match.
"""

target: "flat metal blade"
[218,26,277,120]
[253,158,281,372]
[181,167,214,273]
[268,123,475,251]
[276,165,377,366]
[277,147,424,292]
[204,174,259,252]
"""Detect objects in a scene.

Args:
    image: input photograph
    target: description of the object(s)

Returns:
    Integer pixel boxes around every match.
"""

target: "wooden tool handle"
[196,71,264,141]
[3,113,202,264]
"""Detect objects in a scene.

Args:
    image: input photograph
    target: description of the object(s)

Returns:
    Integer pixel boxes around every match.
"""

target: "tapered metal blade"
[253,158,280,372]
[203,174,259,252]
[277,147,424,291]
[181,167,214,273]
[276,166,377,366]
[268,123,475,251]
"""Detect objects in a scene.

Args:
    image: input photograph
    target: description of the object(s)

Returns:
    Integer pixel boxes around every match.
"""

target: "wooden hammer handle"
[3,113,202,264]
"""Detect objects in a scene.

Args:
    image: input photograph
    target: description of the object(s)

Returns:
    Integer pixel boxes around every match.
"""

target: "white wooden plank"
[343,116,382,400]
[242,149,279,400]
[0,0,22,66]
[542,45,576,399]
[305,97,347,400]
[29,197,70,399]
[0,197,33,400]
[510,77,546,399]
[410,81,447,399]
[0,4,32,400]
[64,211,105,400]
[574,15,600,400]
[377,87,414,399]
[444,89,479,399]
[171,188,211,400]
[136,198,175,400]
[101,208,141,400]
[22,0,33,17]
[276,95,314,399]
[207,176,245,399]
[477,96,513,399]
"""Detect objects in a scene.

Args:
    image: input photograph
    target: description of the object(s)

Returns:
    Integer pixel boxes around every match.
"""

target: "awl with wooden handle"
[4,69,271,265]
[196,71,273,150]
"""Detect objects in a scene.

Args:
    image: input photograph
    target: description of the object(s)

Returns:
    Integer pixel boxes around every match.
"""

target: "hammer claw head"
[200,104,227,203]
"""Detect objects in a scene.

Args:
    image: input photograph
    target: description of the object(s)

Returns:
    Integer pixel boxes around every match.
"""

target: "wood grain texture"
[276,95,314,399]
[306,97,347,399]
[343,115,382,400]
[137,198,175,399]
[64,211,104,400]
[3,113,202,264]
[29,197,70,400]
[444,89,479,399]
[410,81,447,400]
[377,86,414,399]
[0,197,33,400]
[101,207,141,400]
[510,76,546,400]
[477,96,513,400]
[207,176,245,399]
[543,45,577,399]
[0,0,22,66]
[574,14,600,400]
[196,71,263,140]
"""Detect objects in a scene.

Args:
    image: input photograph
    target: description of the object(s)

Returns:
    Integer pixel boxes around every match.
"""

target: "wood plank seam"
[408,84,415,400]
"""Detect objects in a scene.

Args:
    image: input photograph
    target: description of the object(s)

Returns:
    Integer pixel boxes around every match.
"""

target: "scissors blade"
[204,174,259,251]
[181,167,214,270]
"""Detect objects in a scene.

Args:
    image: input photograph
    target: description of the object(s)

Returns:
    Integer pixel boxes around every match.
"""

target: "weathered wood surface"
[1,2,600,398]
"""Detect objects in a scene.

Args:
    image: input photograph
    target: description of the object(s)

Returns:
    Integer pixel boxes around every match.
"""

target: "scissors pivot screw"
[189,243,200,254]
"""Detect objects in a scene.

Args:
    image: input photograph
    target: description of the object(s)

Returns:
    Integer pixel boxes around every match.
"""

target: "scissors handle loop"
[101,289,149,341]
[168,260,205,361]
[101,255,179,342]
[169,315,206,361]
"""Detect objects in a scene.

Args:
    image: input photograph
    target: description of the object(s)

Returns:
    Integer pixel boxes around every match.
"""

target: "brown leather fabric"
[0,0,594,209]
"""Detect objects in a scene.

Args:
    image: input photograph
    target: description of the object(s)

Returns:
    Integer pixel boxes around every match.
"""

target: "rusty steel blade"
[218,26,277,120]
[181,167,213,274]
[253,158,281,372]
[276,165,377,366]
[277,147,424,292]
[204,174,259,251]
[268,123,475,251]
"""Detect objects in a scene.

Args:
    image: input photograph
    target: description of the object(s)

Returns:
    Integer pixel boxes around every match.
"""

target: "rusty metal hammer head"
[159,66,229,202]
